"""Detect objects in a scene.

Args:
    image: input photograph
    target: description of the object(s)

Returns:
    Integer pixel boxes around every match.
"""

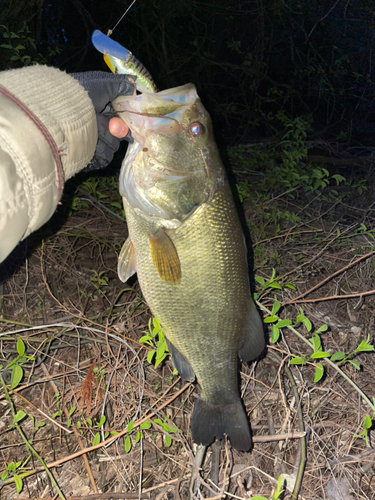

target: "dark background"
[1,0,375,151]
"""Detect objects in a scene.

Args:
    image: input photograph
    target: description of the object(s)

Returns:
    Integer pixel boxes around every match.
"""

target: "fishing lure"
[91,29,157,93]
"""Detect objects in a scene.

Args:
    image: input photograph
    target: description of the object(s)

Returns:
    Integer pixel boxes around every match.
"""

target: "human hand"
[71,71,133,170]
[109,117,129,139]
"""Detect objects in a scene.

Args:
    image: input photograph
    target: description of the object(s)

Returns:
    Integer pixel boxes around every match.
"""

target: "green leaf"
[302,317,312,332]
[271,301,281,316]
[147,350,155,364]
[310,334,321,353]
[104,431,109,439]
[154,418,162,425]
[14,44,25,50]
[276,319,292,328]
[92,432,101,446]
[162,423,172,433]
[348,360,360,370]
[284,283,296,290]
[164,435,172,447]
[1,470,7,480]
[124,436,132,453]
[363,414,372,429]
[135,431,141,444]
[264,316,278,323]
[271,324,280,343]
[16,338,25,356]
[86,418,92,427]
[127,420,134,433]
[13,410,26,424]
[269,282,282,290]
[11,364,23,389]
[69,406,76,416]
[330,351,345,362]
[356,336,375,353]
[289,356,306,365]
[98,415,106,427]
[315,324,328,334]
[255,276,265,285]
[139,335,153,344]
[310,351,330,359]
[140,420,151,430]
[0,43,13,49]
[14,473,23,494]
[67,419,71,428]
[314,363,324,383]
[247,497,268,500]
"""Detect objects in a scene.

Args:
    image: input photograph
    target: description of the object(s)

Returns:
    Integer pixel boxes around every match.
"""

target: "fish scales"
[115,84,265,451]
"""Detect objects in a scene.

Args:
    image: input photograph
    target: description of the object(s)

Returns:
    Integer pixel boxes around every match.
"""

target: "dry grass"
[0,172,375,500]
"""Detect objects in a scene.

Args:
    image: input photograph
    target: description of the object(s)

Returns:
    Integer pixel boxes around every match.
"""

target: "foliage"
[0,338,34,390]
[0,22,61,67]
[250,475,284,500]
[140,317,172,369]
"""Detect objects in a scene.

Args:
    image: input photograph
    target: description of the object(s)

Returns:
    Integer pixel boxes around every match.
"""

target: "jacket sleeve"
[0,65,97,263]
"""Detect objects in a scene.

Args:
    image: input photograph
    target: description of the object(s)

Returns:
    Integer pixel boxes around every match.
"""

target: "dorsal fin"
[149,230,181,284]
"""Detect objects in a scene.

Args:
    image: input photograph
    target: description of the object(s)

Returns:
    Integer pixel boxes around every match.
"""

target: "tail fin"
[191,397,252,451]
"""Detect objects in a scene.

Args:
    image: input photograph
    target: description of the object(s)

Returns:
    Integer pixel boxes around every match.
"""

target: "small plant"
[124,419,152,453]
[254,269,296,299]
[0,22,61,67]
[2,338,35,389]
[250,475,284,499]
[90,270,109,298]
[140,318,171,368]
[153,416,179,447]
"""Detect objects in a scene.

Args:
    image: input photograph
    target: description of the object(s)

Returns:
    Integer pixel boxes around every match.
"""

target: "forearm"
[0,65,97,263]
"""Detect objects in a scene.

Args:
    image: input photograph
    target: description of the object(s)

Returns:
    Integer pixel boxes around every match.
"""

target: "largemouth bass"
[113,84,265,451]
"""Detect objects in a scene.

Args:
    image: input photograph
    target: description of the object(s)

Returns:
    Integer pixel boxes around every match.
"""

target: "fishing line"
[107,0,138,37]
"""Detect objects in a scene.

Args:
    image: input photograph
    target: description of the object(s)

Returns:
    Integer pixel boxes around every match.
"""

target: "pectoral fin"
[165,338,195,382]
[118,237,137,283]
[149,230,181,284]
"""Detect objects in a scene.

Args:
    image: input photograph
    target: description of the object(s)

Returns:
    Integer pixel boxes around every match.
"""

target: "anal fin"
[118,237,137,283]
[238,299,265,363]
[165,338,195,382]
[149,229,181,284]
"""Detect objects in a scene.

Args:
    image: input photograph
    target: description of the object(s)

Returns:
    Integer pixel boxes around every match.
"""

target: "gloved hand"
[71,71,134,170]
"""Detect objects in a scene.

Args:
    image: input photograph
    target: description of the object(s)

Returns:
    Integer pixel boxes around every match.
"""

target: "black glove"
[71,71,134,171]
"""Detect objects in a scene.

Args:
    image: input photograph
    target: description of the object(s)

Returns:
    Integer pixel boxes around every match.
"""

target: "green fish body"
[114,84,265,451]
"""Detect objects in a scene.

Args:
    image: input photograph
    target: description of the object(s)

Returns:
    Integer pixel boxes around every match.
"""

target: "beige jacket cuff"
[0,65,97,263]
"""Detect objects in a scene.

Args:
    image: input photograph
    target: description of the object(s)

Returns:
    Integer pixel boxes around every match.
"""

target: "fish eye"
[189,122,204,137]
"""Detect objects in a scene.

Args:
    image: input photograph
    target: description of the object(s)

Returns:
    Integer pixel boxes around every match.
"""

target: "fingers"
[109,117,129,138]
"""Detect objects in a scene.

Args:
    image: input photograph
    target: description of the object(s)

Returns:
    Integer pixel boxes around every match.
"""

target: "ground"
[0,159,374,500]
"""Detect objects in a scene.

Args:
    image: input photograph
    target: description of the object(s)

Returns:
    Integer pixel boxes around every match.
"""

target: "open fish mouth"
[114,84,216,224]
[112,84,199,145]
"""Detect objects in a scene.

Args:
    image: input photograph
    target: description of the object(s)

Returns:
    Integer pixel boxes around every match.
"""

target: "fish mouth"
[112,84,199,145]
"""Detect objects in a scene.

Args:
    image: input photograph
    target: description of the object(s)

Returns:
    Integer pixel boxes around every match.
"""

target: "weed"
[140,317,173,369]
[250,475,284,499]
[0,22,61,67]
[1,338,34,390]
[90,270,109,299]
